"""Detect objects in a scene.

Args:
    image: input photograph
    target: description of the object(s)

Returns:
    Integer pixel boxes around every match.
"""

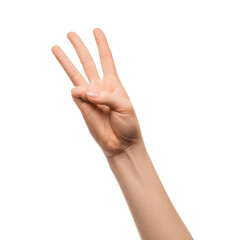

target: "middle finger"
[67,32,100,82]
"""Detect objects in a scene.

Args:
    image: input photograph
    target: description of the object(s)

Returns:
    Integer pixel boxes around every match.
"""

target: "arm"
[107,141,192,240]
[51,28,193,240]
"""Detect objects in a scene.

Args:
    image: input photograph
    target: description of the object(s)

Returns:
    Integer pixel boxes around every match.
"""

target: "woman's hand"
[51,28,143,159]
[52,29,193,240]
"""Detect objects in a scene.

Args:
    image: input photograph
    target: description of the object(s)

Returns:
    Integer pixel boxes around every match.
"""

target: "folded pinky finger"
[71,86,88,102]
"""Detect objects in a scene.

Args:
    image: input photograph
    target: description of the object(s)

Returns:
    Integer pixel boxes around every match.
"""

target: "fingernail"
[86,92,99,97]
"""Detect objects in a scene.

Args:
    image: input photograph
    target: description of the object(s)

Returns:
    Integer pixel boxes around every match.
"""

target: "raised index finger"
[93,28,118,77]
[51,45,87,86]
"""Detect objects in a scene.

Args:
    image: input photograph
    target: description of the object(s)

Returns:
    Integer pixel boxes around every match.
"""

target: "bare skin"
[51,28,193,240]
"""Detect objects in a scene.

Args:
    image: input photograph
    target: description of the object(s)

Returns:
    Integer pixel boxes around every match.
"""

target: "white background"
[0,0,239,239]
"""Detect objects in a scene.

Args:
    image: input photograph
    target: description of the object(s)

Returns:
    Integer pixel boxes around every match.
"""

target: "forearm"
[106,140,193,240]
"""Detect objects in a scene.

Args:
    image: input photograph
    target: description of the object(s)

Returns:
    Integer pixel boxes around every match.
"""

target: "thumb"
[86,91,131,112]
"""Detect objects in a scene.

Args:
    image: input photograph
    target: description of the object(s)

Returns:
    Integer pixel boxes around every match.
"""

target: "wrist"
[105,139,151,172]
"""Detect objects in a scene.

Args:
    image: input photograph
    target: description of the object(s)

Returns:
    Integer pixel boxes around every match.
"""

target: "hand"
[51,28,143,159]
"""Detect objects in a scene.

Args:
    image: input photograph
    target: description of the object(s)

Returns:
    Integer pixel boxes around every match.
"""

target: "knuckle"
[71,72,81,81]
[81,55,93,65]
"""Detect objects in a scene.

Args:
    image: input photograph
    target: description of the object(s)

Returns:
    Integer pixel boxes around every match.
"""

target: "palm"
[52,28,141,157]
[77,75,138,157]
